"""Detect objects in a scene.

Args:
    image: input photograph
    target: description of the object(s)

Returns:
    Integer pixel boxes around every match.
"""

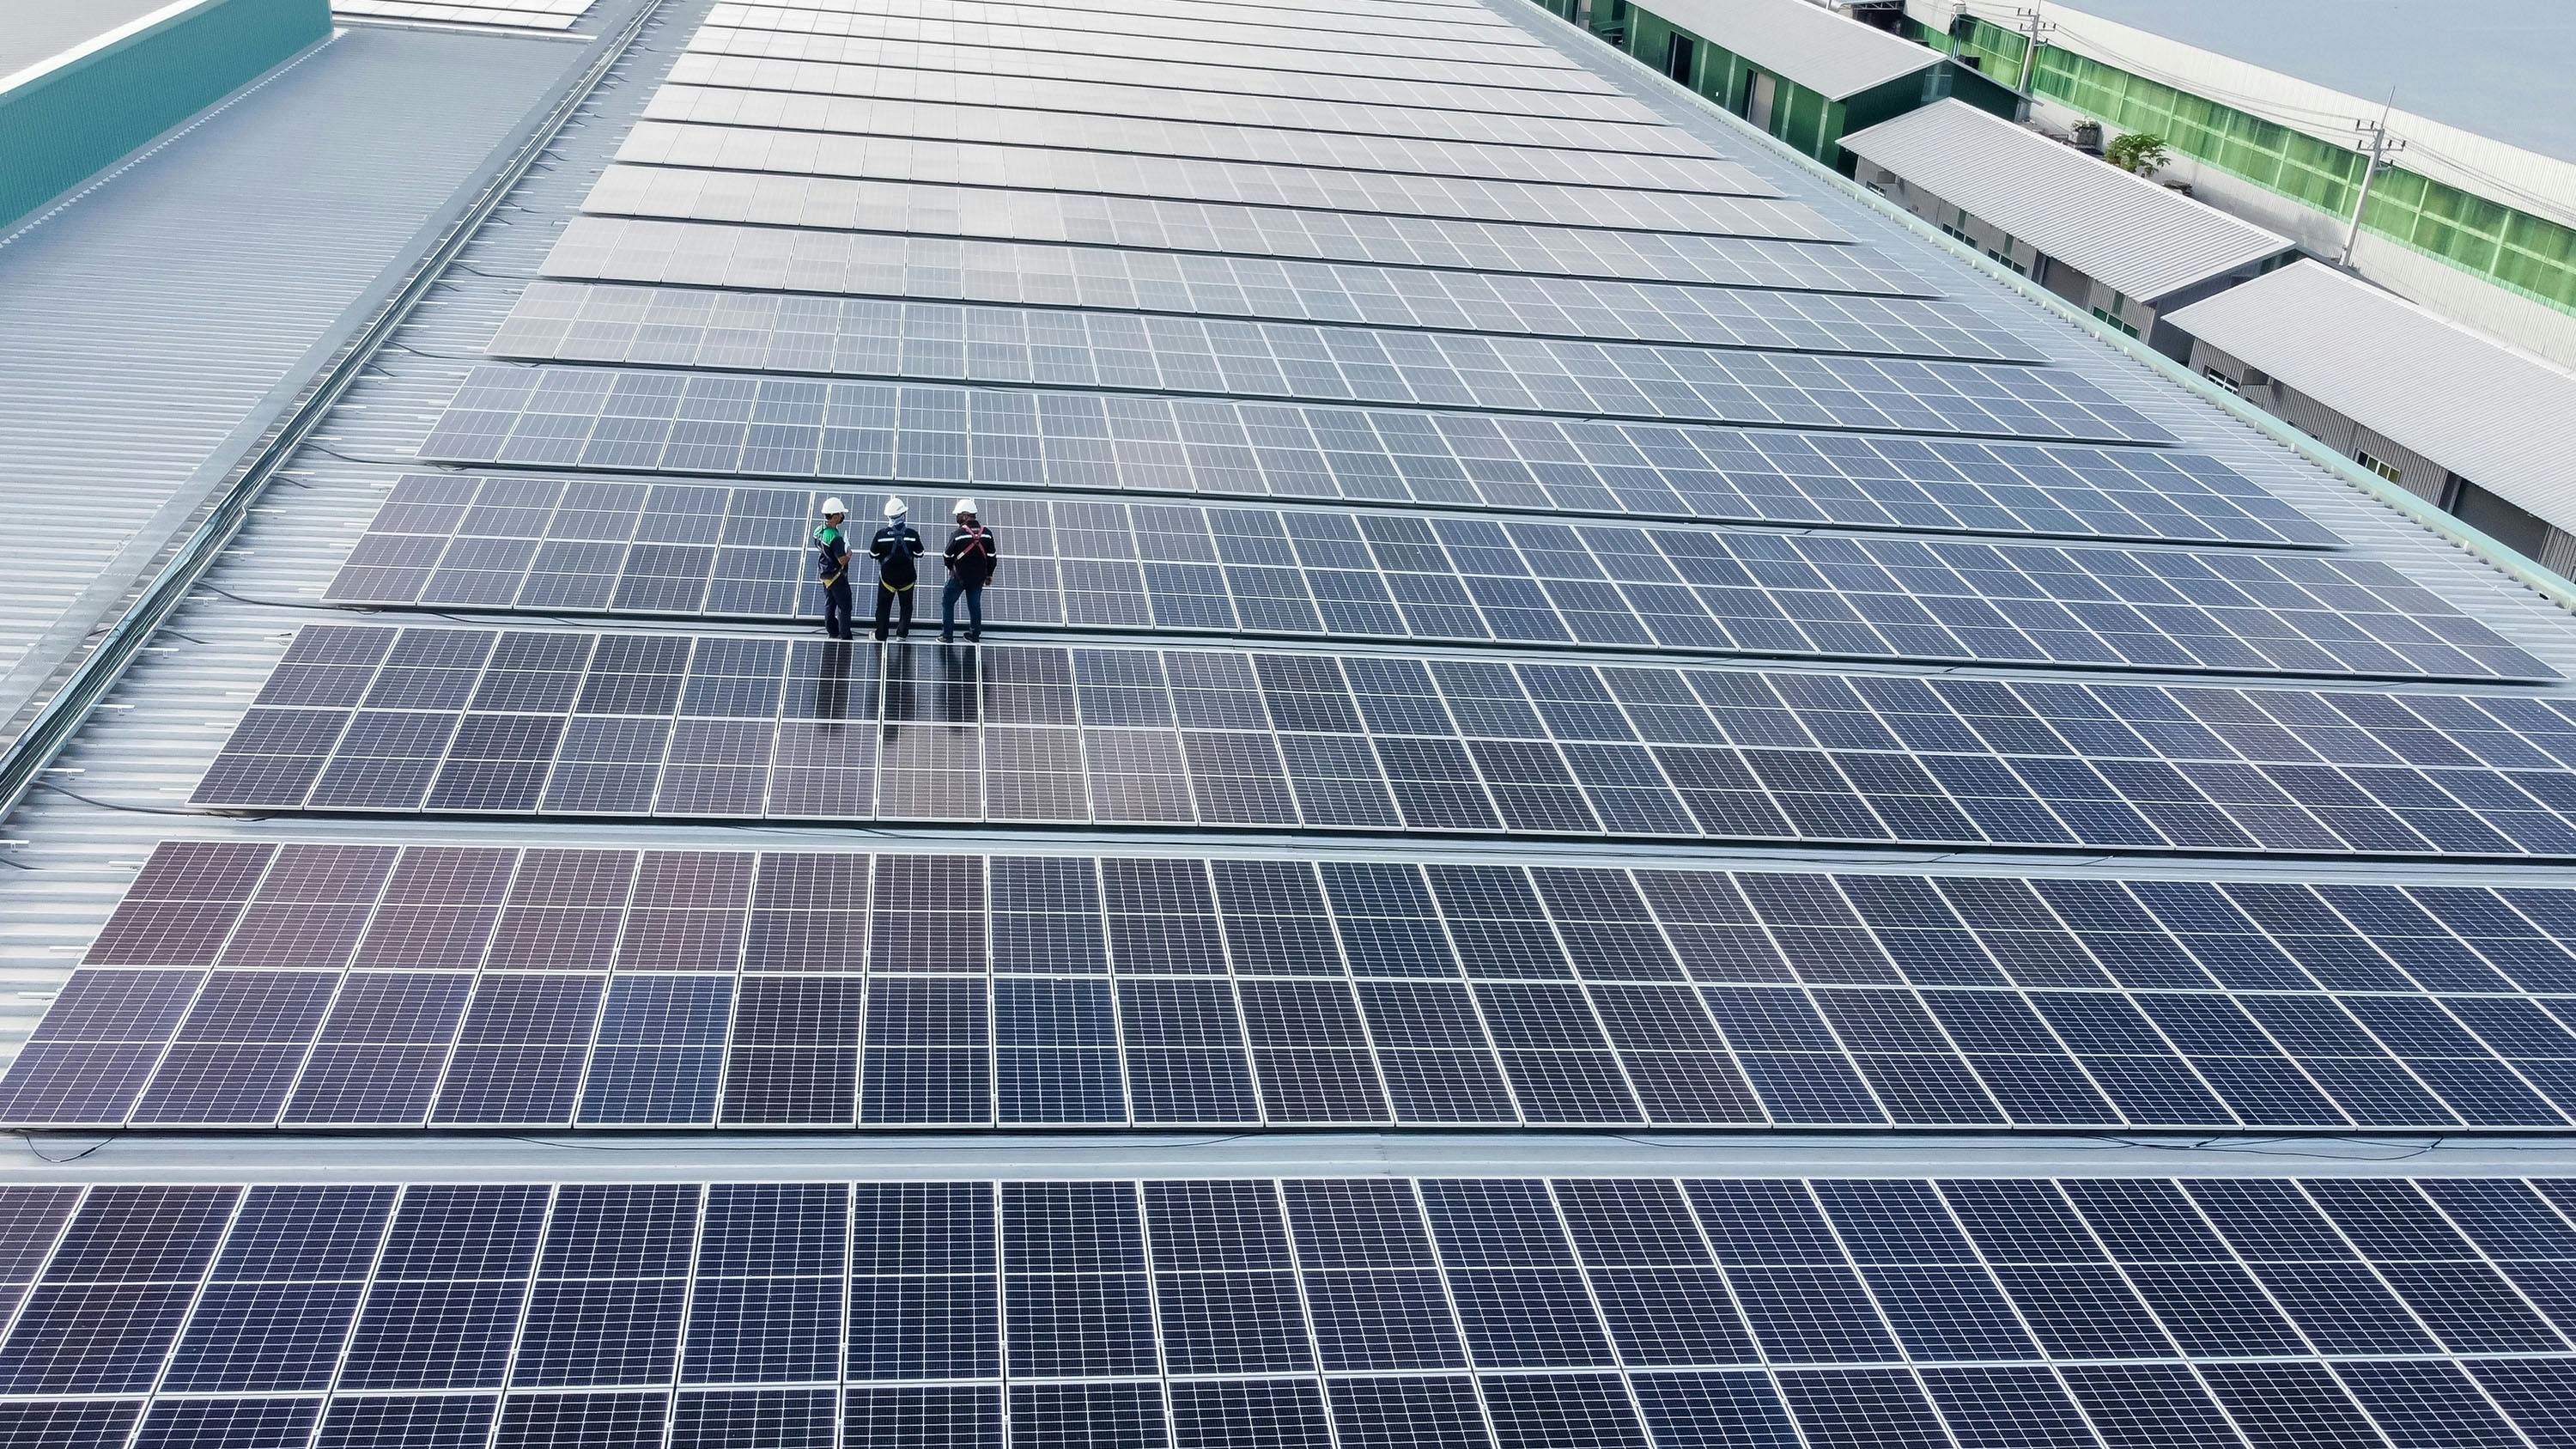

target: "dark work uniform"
[941,520,999,641]
[870,521,923,639]
[813,523,854,640]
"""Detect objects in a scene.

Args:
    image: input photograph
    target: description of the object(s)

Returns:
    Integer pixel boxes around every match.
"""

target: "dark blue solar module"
[0,1177,2568,1446]
[21,842,2576,1130]
[322,479,2533,679]
[191,624,2576,861]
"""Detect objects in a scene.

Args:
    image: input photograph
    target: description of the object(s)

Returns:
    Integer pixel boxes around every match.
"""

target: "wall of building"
[0,0,331,234]
[2186,335,2576,572]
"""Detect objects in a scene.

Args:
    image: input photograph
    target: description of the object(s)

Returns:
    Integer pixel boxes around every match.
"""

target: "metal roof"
[1843,99,2299,302]
[5,0,2576,1201]
[0,0,190,82]
[2168,258,2576,527]
[0,24,581,736]
[1647,0,1940,100]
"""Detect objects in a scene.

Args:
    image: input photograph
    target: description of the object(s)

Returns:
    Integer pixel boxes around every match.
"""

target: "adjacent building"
[1907,0,2576,370]
[1844,97,2298,351]
[2172,258,2576,572]
[1523,0,2014,167]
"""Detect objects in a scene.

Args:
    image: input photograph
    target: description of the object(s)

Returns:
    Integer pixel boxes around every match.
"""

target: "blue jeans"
[942,577,984,636]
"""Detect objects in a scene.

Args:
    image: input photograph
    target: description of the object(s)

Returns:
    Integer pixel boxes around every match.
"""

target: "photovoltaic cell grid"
[415,369,2298,547]
[672,28,1649,125]
[194,624,2576,861]
[522,242,2023,360]
[30,842,2576,1129]
[607,124,1815,235]
[668,21,1619,102]
[9,1178,2576,1449]
[653,53,1713,160]
[631,86,1769,193]
[582,164,1900,289]
[322,478,2537,680]
[701,0,1586,76]
[481,306,2149,438]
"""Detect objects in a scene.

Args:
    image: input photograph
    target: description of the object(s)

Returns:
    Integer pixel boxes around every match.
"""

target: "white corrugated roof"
[1843,99,2297,301]
[1649,0,1939,100]
[2168,259,2576,527]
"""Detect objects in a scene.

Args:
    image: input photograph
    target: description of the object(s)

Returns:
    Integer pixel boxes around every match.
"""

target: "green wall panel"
[0,0,331,231]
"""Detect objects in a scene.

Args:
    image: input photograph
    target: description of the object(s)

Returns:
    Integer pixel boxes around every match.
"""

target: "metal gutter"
[0,0,671,825]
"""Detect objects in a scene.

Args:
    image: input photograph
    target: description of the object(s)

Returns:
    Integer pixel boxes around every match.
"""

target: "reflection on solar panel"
[195,624,2576,861]
[524,244,2022,359]
[21,841,2576,1129]
[335,0,594,29]
[5,1176,2576,1446]
[325,478,2538,679]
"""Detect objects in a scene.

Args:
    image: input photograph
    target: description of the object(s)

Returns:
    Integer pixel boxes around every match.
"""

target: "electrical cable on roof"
[12,1133,114,1163]
[31,782,220,819]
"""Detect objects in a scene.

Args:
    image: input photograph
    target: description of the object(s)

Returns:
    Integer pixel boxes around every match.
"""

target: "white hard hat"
[953,498,977,516]
[884,496,908,518]
[819,497,848,516]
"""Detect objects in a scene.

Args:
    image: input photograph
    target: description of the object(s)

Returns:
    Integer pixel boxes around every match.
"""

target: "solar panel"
[608,123,1811,235]
[414,372,2299,552]
[633,85,1756,193]
[488,305,2139,439]
[673,27,1652,124]
[194,624,2576,859]
[323,478,2533,679]
[703,0,1579,76]
[21,841,2576,1129]
[527,233,2021,360]
[4,1177,2576,1444]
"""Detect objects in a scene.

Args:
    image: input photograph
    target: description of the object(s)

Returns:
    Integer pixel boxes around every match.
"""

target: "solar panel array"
[24,841,2576,1129]
[417,370,2326,543]
[507,259,2031,360]
[324,477,2538,678]
[194,624,2576,859]
[9,1177,2576,1449]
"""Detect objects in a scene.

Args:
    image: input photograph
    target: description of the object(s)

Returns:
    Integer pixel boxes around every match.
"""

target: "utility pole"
[2341,92,2405,265]
[2013,3,2057,98]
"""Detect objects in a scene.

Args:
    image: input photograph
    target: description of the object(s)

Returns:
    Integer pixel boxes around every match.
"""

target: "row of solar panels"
[325,476,2531,679]
[510,255,2025,360]
[415,366,2320,545]
[3,1179,2576,1449]
[21,842,2576,1129]
[192,624,2576,860]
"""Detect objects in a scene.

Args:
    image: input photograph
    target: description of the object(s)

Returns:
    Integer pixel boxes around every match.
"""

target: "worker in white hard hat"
[939,497,998,643]
[867,496,923,641]
[812,496,854,640]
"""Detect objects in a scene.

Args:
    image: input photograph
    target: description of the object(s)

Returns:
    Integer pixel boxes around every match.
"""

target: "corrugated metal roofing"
[0,0,185,79]
[0,24,579,734]
[1648,0,1939,100]
[2168,258,2576,528]
[1844,98,2300,302]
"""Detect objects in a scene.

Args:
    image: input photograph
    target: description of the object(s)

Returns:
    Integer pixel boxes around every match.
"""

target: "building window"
[2088,306,2138,338]
[2203,367,2241,395]
[2354,450,2403,484]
